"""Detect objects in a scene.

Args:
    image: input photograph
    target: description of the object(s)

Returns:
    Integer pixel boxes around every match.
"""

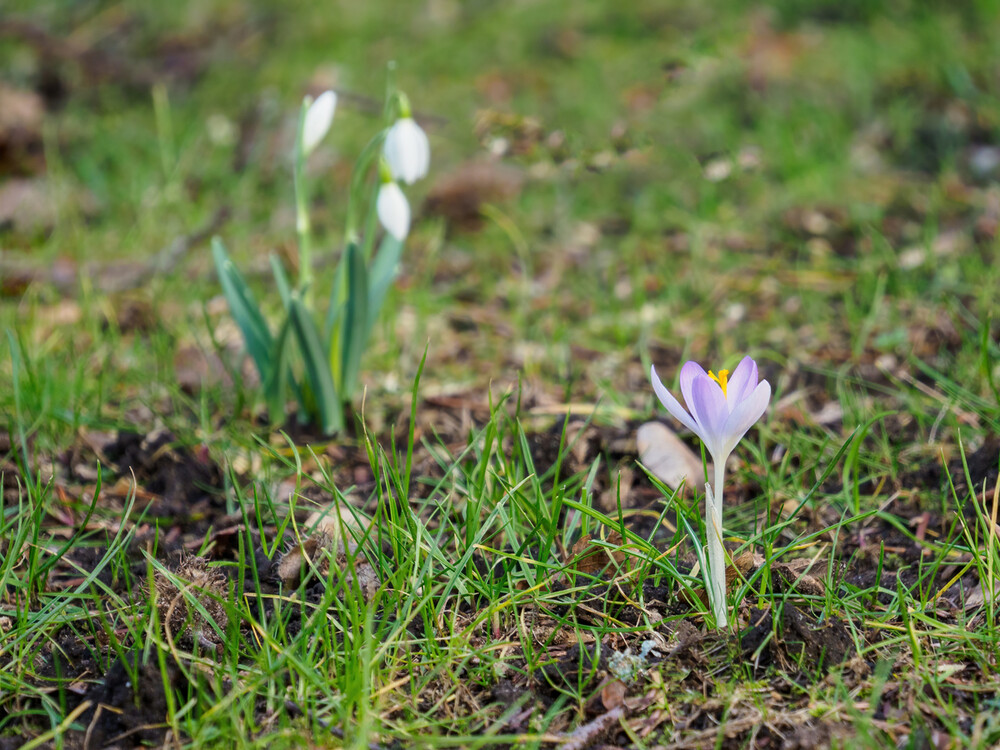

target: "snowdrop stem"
[345,132,388,254]
[706,460,728,629]
[293,98,313,300]
[396,91,412,119]
[384,60,397,114]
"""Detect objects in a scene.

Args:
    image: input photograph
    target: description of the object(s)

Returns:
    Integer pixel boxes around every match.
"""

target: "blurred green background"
[2,0,999,418]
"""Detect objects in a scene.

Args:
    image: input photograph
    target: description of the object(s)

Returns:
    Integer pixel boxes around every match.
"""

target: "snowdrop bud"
[383,117,430,184]
[377,181,410,241]
[301,90,337,155]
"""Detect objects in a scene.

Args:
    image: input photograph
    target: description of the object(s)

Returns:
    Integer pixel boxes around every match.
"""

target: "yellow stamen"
[708,369,729,396]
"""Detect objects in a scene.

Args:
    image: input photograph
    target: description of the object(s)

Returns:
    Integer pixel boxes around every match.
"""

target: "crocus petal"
[679,360,708,417]
[720,380,771,456]
[651,366,703,438]
[302,90,337,155]
[377,182,410,241]
[383,117,430,184]
[691,375,729,458]
[726,355,758,406]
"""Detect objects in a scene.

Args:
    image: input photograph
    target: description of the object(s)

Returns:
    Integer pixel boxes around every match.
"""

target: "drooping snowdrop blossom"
[650,356,770,628]
[383,100,430,184]
[301,90,337,156]
[377,180,410,241]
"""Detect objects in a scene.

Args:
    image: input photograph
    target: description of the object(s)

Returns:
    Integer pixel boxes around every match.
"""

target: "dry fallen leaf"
[728,550,762,587]
[278,500,378,593]
[304,499,371,554]
[569,531,628,576]
[423,160,524,230]
[276,509,380,603]
[772,559,828,597]
[276,534,329,587]
[277,533,382,601]
[742,13,812,90]
[0,83,44,173]
[173,342,259,393]
[636,421,708,494]
[957,579,1000,610]
[601,678,627,710]
[0,177,99,235]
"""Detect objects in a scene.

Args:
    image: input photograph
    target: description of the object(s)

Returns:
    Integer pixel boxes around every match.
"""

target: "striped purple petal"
[691,375,729,458]
[720,380,771,456]
[726,355,758,407]
[679,360,707,416]
[651,365,702,437]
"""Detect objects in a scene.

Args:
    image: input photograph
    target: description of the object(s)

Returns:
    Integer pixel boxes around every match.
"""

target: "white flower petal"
[720,380,771,457]
[377,182,410,241]
[383,117,430,184]
[651,365,703,438]
[302,90,337,155]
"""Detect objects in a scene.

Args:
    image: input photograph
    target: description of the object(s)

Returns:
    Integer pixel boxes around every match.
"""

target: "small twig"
[95,206,231,292]
[561,706,625,750]
[0,206,230,296]
[82,702,103,750]
[103,721,172,747]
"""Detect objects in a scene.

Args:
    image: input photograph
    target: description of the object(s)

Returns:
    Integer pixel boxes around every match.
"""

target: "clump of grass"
[3,356,1000,747]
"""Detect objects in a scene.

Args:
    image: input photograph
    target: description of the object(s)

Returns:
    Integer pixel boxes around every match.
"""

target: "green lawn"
[2,0,1000,747]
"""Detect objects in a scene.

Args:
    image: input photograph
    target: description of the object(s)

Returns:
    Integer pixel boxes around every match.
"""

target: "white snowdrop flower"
[301,90,337,155]
[377,181,410,241]
[383,117,430,184]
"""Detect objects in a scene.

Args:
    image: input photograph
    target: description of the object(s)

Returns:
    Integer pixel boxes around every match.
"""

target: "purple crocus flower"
[650,355,770,628]
[650,356,770,467]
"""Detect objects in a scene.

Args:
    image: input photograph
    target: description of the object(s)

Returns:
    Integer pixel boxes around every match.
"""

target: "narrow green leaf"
[212,237,273,381]
[345,130,388,245]
[324,251,348,343]
[263,313,294,425]
[288,297,343,434]
[340,242,369,398]
[366,233,403,341]
[270,253,293,312]
[325,246,352,395]
[360,172,382,262]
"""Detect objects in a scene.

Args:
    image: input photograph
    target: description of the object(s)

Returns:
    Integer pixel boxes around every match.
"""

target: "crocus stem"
[706,460,728,629]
